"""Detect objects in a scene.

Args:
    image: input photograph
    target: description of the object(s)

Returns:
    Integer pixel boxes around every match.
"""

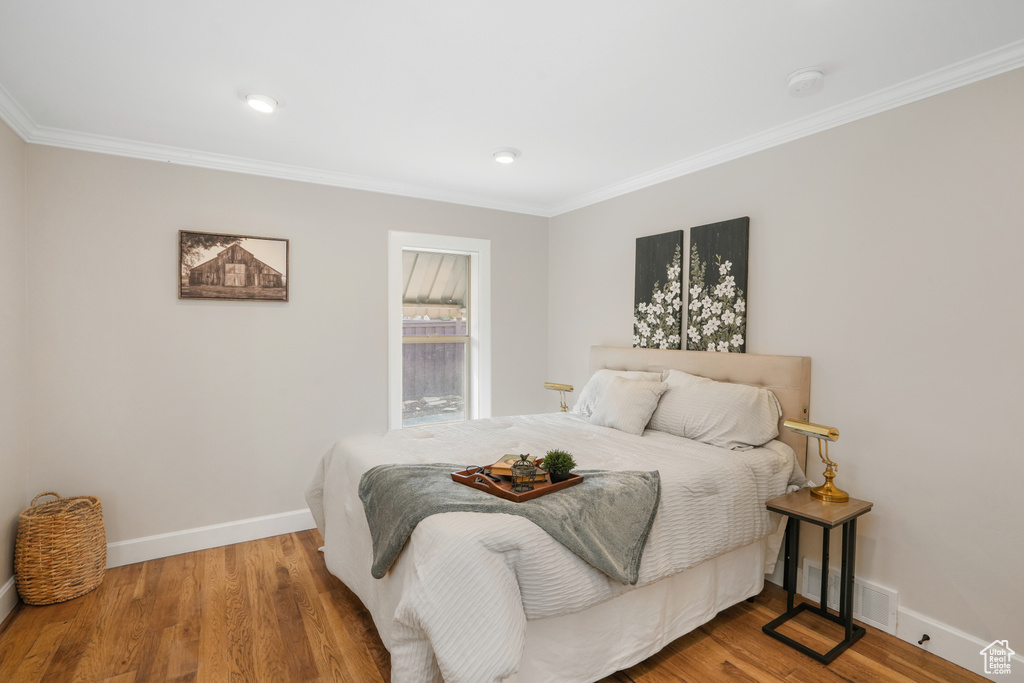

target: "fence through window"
[401,250,470,426]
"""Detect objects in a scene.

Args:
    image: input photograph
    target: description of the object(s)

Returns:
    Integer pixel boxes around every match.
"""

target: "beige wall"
[0,120,28,596]
[23,147,548,543]
[548,69,1024,644]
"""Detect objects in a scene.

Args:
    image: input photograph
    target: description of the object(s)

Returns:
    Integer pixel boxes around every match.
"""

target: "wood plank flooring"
[0,529,982,682]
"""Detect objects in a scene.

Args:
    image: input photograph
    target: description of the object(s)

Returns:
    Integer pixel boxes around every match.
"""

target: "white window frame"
[388,231,491,429]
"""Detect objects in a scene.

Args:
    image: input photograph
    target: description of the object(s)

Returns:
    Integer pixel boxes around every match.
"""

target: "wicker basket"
[14,492,107,605]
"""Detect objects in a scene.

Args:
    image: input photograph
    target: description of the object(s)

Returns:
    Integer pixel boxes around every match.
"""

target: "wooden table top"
[766,488,873,528]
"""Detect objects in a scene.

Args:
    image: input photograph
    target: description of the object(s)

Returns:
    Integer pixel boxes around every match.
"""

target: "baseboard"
[0,576,18,627]
[896,606,1023,680]
[1,511,315,625]
[106,508,316,568]
[766,565,1021,679]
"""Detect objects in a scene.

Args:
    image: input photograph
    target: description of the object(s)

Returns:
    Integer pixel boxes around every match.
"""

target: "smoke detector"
[787,68,824,97]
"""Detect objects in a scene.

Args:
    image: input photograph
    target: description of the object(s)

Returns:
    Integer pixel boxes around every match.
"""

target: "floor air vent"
[801,559,898,634]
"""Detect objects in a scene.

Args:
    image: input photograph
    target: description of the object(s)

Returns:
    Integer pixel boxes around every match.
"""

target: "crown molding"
[548,39,1024,217]
[24,126,551,216]
[0,96,549,216]
[0,82,36,141]
[2,40,1022,219]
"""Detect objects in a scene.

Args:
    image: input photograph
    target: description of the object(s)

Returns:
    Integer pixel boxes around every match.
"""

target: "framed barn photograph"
[178,231,289,302]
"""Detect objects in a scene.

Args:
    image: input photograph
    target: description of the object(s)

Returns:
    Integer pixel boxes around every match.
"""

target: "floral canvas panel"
[633,230,683,349]
[686,217,749,352]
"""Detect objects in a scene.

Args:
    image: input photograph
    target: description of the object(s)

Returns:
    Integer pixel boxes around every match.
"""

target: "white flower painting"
[685,217,749,353]
[633,231,683,350]
[633,220,748,353]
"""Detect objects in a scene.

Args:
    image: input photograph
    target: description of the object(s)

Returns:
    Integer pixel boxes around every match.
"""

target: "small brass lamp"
[784,419,849,503]
[544,382,574,412]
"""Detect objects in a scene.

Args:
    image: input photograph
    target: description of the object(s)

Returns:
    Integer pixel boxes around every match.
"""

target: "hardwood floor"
[0,530,982,682]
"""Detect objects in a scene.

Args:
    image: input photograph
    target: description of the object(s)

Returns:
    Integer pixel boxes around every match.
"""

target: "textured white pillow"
[647,369,782,449]
[572,369,663,417]
[589,378,668,435]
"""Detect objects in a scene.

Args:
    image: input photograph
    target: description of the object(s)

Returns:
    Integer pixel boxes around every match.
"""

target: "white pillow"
[589,378,668,435]
[572,369,663,417]
[647,369,781,449]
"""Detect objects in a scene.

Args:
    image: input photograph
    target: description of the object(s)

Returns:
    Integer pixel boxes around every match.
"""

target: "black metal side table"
[762,488,873,664]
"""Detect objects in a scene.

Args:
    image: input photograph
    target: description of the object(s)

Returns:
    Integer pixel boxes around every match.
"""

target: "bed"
[306,346,812,683]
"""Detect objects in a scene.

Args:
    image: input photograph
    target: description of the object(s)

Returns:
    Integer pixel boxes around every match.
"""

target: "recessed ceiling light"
[245,93,278,114]
[493,148,520,164]
[787,68,824,97]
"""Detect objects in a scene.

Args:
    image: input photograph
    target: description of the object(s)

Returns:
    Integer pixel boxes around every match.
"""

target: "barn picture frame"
[178,230,289,302]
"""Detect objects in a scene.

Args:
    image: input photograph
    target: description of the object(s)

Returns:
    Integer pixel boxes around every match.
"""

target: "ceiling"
[1,1,1023,217]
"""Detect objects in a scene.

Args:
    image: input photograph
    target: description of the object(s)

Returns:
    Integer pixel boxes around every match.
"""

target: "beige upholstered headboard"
[589,346,812,471]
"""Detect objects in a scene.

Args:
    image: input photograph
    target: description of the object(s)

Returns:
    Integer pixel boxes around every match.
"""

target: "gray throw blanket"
[358,463,661,585]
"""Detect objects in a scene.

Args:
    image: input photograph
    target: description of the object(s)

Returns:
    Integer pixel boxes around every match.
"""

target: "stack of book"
[489,454,548,483]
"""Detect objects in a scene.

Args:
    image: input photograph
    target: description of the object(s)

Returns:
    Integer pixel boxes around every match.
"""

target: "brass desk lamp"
[544,382,574,412]
[784,419,849,503]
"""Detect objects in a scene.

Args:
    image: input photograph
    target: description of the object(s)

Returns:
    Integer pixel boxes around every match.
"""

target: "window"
[388,232,490,428]
[401,250,469,425]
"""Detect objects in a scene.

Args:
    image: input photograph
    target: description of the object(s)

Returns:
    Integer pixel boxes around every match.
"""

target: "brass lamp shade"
[784,419,849,503]
[783,419,838,442]
[544,382,574,412]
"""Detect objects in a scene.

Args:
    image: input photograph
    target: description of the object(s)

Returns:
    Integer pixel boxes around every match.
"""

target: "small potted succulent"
[540,449,577,483]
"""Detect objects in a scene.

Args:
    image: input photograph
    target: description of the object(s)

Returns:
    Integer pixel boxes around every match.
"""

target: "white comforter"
[306,413,800,683]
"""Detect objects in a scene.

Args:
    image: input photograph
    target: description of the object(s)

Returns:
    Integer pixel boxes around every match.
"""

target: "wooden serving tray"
[450,468,583,502]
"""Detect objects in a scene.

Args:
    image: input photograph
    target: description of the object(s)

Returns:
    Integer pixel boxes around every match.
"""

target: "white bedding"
[306,413,802,683]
